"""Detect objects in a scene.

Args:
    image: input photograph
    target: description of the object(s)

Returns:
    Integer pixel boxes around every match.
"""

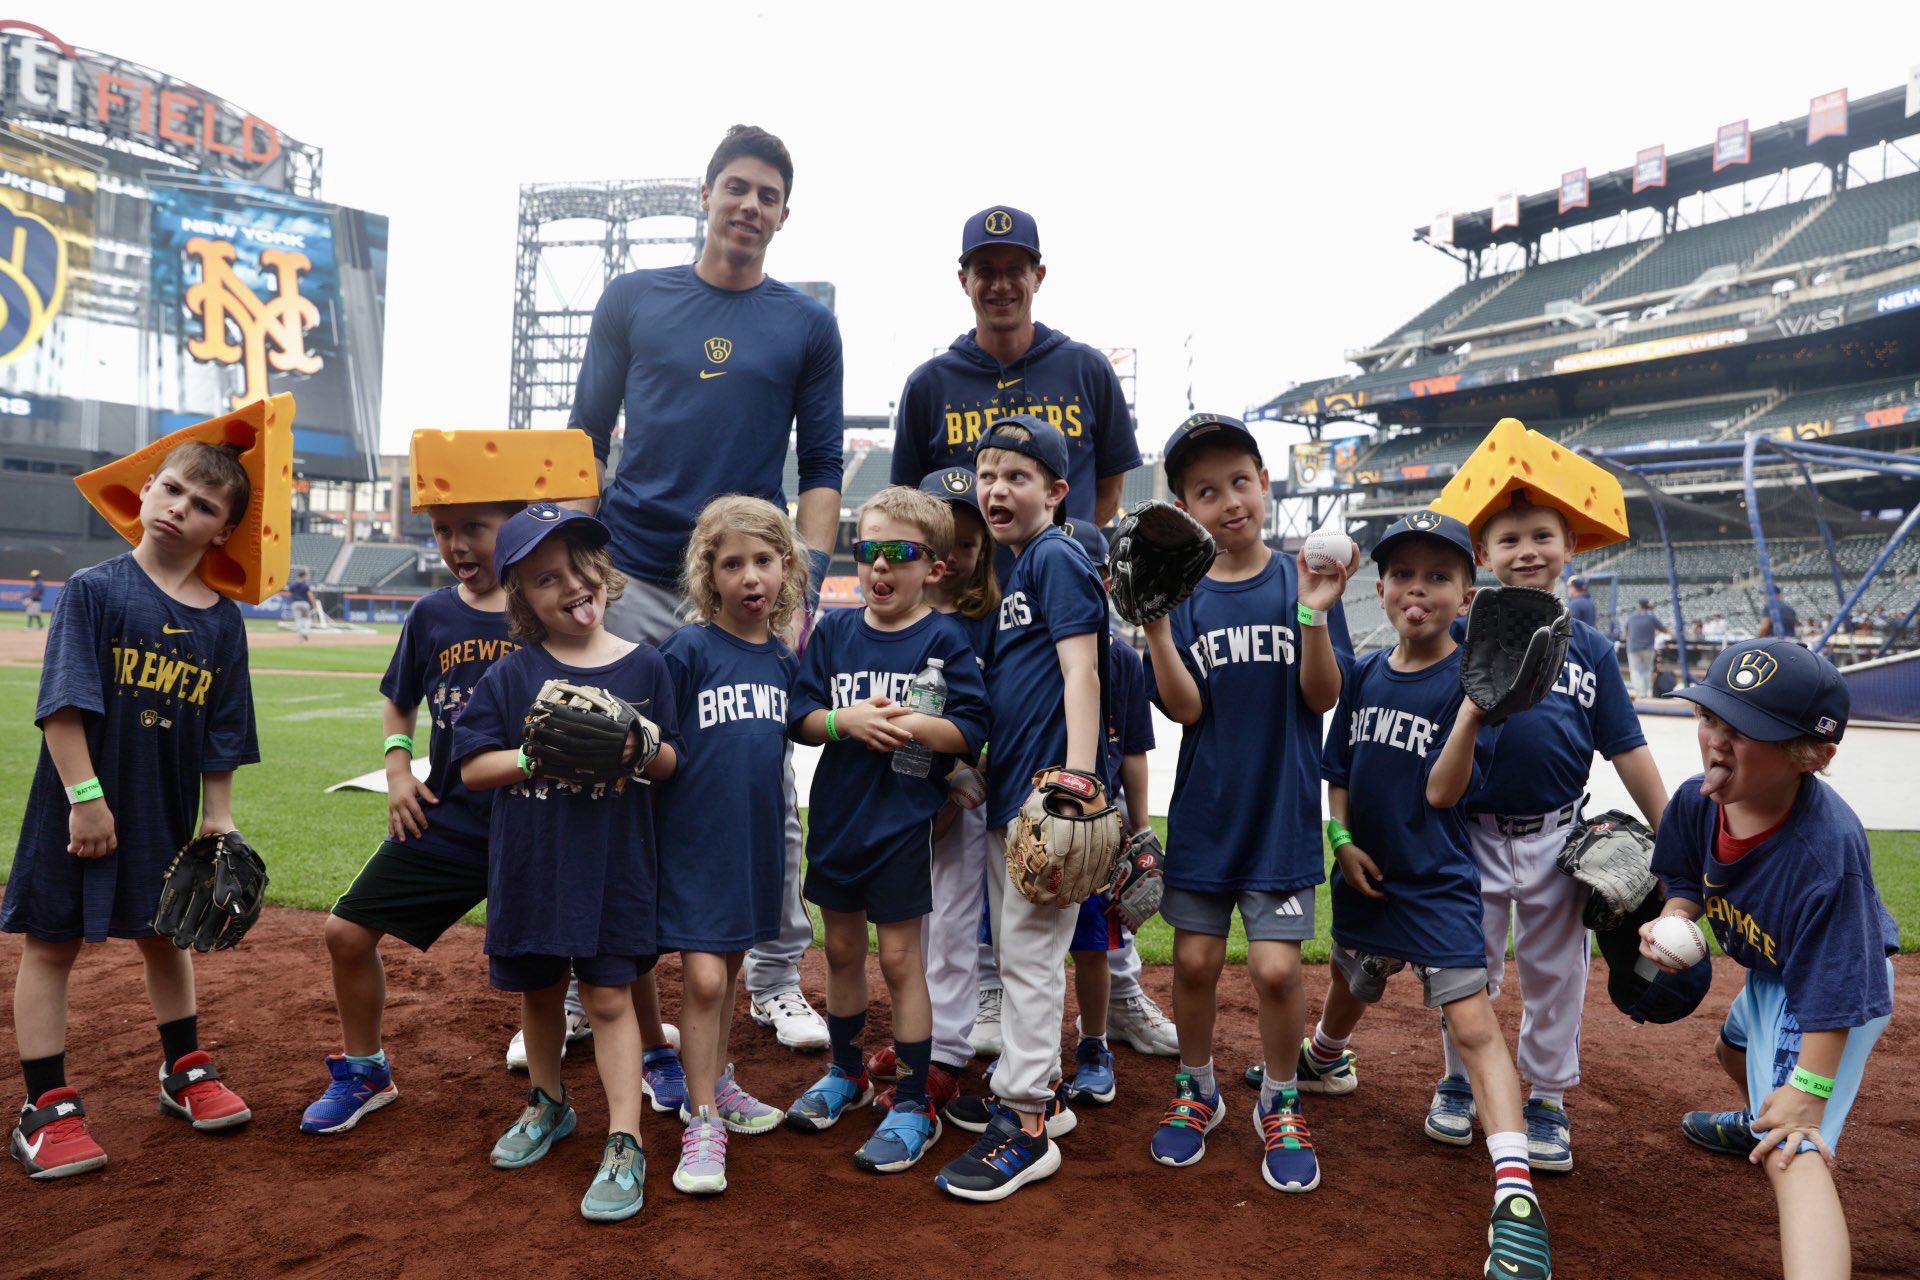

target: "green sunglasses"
[853,539,934,565]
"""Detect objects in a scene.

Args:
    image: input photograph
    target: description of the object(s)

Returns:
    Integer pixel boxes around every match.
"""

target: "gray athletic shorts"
[603,574,687,647]
[1332,944,1487,1009]
[1161,885,1315,942]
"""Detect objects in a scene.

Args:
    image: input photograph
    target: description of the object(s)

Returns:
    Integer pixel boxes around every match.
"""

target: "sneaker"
[943,1079,1077,1138]
[1255,1089,1320,1192]
[866,1044,898,1082]
[876,1061,962,1113]
[672,1110,729,1195]
[641,1044,689,1115]
[1681,1108,1757,1157]
[935,1109,1060,1202]
[970,987,1004,1058]
[853,1102,943,1174]
[580,1131,645,1222]
[1069,1037,1117,1105]
[1425,1075,1477,1146]
[505,1009,633,1073]
[1484,1192,1552,1280]
[784,1064,875,1133]
[1524,1098,1573,1173]
[1107,994,1180,1057]
[1296,1037,1359,1095]
[489,1086,577,1169]
[1149,1073,1224,1168]
[300,1054,400,1134]
[682,1065,783,1135]
[10,1087,107,1180]
[157,1050,252,1131]
[749,986,830,1051]
[1244,1062,1266,1088]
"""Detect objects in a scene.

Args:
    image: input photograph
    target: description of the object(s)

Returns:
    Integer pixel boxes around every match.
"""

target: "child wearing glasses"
[782,486,988,1175]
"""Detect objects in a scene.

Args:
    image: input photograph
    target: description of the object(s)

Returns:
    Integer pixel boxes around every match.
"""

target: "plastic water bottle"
[891,657,948,778]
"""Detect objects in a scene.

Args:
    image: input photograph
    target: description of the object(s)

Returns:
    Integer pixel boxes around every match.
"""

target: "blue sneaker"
[1069,1037,1117,1105]
[300,1054,400,1135]
[489,1086,576,1169]
[1149,1073,1223,1168]
[784,1064,874,1133]
[1524,1098,1573,1173]
[1681,1108,1756,1157]
[580,1131,645,1222]
[1255,1088,1320,1192]
[641,1044,688,1115]
[1296,1037,1358,1095]
[854,1102,943,1173]
[1484,1192,1552,1280]
[936,1109,1060,1202]
[1425,1075,1477,1146]
[944,1078,1077,1138]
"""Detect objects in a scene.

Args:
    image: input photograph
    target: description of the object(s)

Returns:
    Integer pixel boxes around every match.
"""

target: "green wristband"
[65,777,105,805]
[826,709,843,742]
[1297,602,1326,627]
[384,733,414,756]
[516,746,534,778]
[1789,1066,1835,1099]
[1326,819,1353,851]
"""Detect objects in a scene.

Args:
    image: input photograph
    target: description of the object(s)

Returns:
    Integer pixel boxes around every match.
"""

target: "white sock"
[1530,1088,1565,1109]
[1181,1059,1217,1098]
[1259,1075,1299,1110]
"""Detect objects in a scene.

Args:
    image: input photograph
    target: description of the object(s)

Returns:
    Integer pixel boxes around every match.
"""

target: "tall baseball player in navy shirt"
[1315,513,1554,1280]
[568,124,842,1062]
[1646,640,1896,1280]
[1427,495,1668,1174]
[1139,414,1355,1193]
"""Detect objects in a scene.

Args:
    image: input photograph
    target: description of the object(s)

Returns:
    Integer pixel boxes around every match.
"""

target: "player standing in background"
[1565,576,1595,632]
[287,569,314,641]
[568,124,844,1060]
[1647,639,1896,1280]
[1626,599,1660,698]
[23,569,45,629]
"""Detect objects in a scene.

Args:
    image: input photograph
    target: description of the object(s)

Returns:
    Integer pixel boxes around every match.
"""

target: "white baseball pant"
[925,803,988,1067]
[984,825,1077,1113]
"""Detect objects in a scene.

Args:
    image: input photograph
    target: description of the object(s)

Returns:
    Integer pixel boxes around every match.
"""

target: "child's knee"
[1247,945,1301,999]
[682,960,728,1006]
[578,984,631,1024]
[1715,1035,1746,1076]
[1173,933,1225,983]
[323,915,378,962]
[21,936,82,970]
[822,928,867,974]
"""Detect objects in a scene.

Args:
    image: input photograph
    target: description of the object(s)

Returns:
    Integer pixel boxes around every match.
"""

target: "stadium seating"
[1373,277,1501,347]
[1342,350,1461,396]
[1578,398,1766,452]
[1122,465,1163,509]
[292,534,342,579]
[1743,374,1920,435]
[839,447,893,508]
[1591,202,1814,304]
[1450,245,1638,332]
[335,544,422,589]
[1775,172,1920,266]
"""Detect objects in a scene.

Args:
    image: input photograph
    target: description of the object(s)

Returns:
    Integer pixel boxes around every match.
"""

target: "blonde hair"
[857,486,954,562]
[502,533,627,645]
[947,502,1001,621]
[1783,736,1834,774]
[681,495,808,633]
[159,441,251,525]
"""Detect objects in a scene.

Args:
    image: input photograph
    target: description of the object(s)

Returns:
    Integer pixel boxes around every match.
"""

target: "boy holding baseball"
[1647,639,1896,1280]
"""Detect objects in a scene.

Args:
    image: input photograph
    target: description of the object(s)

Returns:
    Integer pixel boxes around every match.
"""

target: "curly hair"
[502,533,627,646]
[945,502,1000,621]
[681,495,808,634]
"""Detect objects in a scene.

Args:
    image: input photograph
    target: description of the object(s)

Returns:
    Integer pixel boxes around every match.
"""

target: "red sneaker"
[11,1086,108,1179]
[876,1061,961,1113]
[158,1051,252,1131]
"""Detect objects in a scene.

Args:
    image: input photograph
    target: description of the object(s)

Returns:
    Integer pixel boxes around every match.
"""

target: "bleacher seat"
[1776,173,1920,266]
[1451,245,1638,331]
[1591,202,1813,303]
[1374,277,1501,346]
[292,534,342,579]
[336,544,422,589]
[1744,374,1920,435]
[1578,399,1765,452]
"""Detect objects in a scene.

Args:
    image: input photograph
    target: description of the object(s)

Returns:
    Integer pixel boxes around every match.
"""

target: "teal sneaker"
[489,1086,576,1169]
[1681,1108,1756,1157]
[1295,1037,1358,1095]
[580,1131,645,1222]
[853,1102,942,1174]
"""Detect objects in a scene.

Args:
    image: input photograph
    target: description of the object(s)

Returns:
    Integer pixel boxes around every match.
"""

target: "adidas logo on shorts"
[1273,897,1303,918]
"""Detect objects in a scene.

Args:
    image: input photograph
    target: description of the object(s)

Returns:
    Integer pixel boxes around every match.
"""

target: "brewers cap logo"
[141,709,159,728]
[984,209,1014,236]
[528,503,563,522]
[703,337,732,364]
[1407,511,1443,532]
[1726,649,1777,691]
[942,470,972,495]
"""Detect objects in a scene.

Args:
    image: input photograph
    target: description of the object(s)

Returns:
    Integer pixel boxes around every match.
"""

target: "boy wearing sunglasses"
[784,487,988,1174]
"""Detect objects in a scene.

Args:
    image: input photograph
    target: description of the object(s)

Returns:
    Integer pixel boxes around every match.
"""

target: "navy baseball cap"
[1060,518,1110,569]
[1670,638,1848,742]
[918,467,978,508]
[1370,510,1476,574]
[975,413,1070,481]
[1570,576,1587,588]
[1162,412,1262,485]
[494,503,610,580]
[959,206,1041,265]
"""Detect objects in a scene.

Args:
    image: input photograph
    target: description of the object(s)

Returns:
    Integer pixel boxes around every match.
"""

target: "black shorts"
[331,841,488,951]
[804,846,932,925]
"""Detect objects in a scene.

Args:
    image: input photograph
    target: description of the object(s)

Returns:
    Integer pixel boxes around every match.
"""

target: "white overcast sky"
[56,4,1920,458]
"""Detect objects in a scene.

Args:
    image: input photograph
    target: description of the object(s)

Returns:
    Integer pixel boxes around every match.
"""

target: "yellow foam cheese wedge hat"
[409,429,599,510]
[1429,418,1630,554]
[74,395,294,604]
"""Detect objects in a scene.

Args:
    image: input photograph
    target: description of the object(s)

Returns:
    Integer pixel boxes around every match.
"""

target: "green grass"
[3,662,1917,962]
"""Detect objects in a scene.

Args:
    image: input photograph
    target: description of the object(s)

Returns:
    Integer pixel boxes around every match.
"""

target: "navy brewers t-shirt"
[380,588,520,866]
[789,608,986,889]
[1,553,258,942]
[1106,629,1155,786]
[656,623,798,951]
[1150,553,1353,893]
[1652,774,1897,1030]
[454,643,682,959]
[1321,647,1498,969]
[984,528,1111,828]
[1567,593,1596,631]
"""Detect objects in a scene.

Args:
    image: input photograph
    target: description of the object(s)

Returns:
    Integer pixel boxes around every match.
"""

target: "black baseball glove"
[522,679,659,786]
[1460,585,1570,724]
[151,830,269,952]
[1110,501,1216,626]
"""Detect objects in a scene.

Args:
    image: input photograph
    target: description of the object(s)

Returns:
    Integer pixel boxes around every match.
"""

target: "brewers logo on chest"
[704,337,731,364]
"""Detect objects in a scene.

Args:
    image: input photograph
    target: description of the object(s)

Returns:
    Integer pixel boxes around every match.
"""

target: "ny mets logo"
[1407,511,1443,532]
[0,203,66,365]
[942,470,972,495]
[1726,650,1777,691]
[703,336,732,364]
[984,209,1014,235]
[527,503,563,522]
[183,238,321,410]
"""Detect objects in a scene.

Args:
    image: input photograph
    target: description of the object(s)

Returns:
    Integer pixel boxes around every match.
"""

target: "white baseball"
[1303,530,1355,576]
[1649,916,1708,969]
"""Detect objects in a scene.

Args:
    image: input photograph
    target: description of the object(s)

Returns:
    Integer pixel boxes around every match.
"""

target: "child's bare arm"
[43,707,114,858]
[1056,633,1102,774]
[1296,547,1355,714]
[1328,784,1385,899]
[462,748,528,792]
[1425,700,1486,809]
[199,771,235,836]
[1121,752,1151,832]
[1611,745,1668,832]
[796,697,912,750]
[1142,617,1202,725]
[894,712,968,754]
[384,698,438,840]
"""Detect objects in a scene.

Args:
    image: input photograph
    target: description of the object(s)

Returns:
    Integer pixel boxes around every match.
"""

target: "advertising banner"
[1633,145,1667,194]
[1808,90,1849,144]
[1713,120,1751,172]
[1492,192,1519,232]
[0,134,95,375]
[1429,212,1453,245]
[1559,169,1588,214]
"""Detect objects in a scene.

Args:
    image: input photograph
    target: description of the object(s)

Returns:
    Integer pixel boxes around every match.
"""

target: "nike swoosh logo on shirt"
[162,625,191,635]
[997,377,1022,389]
[699,370,729,380]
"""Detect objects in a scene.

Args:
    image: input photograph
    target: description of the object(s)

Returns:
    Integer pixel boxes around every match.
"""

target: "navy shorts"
[805,846,932,925]
[331,841,487,952]
[489,952,658,993]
